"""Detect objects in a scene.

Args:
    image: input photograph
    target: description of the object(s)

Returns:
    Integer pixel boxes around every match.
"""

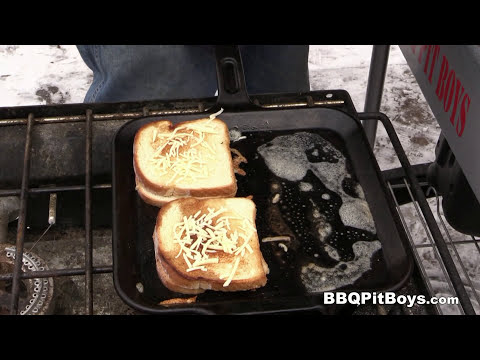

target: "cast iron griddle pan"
[112,46,412,314]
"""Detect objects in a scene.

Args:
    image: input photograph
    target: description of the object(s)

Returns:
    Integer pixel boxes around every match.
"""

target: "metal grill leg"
[362,45,391,148]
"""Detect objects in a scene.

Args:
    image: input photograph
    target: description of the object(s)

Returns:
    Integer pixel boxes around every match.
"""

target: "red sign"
[410,45,471,137]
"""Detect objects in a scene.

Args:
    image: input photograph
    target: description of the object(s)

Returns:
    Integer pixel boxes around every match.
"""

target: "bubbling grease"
[257,132,376,233]
[301,241,382,292]
[257,131,381,291]
[299,182,313,192]
[321,193,331,200]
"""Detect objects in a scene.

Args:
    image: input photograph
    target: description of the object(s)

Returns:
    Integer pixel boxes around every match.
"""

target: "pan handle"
[214,45,255,110]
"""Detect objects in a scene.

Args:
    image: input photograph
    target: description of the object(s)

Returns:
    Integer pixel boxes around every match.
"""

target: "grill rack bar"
[1,95,476,315]
[0,98,344,127]
[0,265,112,280]
[414,238,480,248]
[9,114,34,314]
[0,184,111,197]
[85,109,93,314]
[0,108,204,127]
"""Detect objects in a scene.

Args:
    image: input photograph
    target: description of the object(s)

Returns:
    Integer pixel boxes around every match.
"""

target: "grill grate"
[0,95,477,315]
[2,110,109,315]
[359,113,477,315]
[388,181,480,315]
[0,99,219,314]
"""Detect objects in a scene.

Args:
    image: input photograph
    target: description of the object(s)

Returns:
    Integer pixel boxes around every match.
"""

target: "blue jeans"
[77,45,310,103]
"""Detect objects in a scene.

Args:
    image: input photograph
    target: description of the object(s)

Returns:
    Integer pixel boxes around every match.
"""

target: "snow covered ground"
[0,45,477,314]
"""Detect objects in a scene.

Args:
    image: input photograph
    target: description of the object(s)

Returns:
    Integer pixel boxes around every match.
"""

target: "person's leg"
[239,45,310,94]
[76,45,218,103]
[77,45,310,103]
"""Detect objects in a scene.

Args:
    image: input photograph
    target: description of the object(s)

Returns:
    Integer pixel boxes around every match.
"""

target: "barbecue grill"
[0,45,478,315]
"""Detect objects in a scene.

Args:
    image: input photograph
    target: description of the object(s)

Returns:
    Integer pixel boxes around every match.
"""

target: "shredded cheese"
[278,243,288,252]
[261,236,291,243]
[209,108,224,121]
[223,257,241,287]
[150,111,223,182]
[172,206,254,287]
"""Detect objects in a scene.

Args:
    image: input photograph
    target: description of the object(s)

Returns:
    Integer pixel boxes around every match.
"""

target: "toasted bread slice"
[153,197,269,294]
[155,254,205,294]
[133,118,237,206]
[136,175,230,207]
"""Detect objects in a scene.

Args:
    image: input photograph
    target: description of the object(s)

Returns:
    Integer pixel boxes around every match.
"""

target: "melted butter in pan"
[233,130,383,293]
[258,132,381,292]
